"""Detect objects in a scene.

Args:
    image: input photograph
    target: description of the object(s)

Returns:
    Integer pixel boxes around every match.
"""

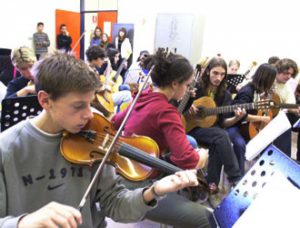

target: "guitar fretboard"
[203,103,256,116]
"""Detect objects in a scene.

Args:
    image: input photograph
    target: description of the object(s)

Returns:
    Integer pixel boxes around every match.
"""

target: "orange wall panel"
[97,11,118,42]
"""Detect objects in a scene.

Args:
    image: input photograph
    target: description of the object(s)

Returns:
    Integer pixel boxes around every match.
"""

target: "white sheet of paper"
[233,172,300,228]
[103,22,111,36]
[245,111,291,161]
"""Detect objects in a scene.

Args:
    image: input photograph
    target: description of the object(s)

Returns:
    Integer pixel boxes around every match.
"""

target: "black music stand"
[1,95,42,132]
[210,144,300,227]
[226,74,245,93]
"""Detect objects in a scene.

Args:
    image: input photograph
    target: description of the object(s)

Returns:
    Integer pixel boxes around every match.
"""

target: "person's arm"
[56,35,62,49]
[4,78,32,99]
[158,107,201,169]
[33,33,40,48]
[0,172,24,227]
[98,164,198,223]
[44,33,50,47]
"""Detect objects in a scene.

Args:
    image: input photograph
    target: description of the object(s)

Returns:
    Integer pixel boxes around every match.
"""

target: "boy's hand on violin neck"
[18,202,82,228]
[155,170,199,195]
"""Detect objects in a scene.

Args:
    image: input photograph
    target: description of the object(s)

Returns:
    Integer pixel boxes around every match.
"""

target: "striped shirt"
[33,32,50,55]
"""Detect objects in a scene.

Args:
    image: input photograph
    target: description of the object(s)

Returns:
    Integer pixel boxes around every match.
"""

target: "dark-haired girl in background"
[226,63,277,175]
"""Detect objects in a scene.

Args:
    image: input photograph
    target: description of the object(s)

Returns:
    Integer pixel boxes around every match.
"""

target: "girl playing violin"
[0,52,201,228]
[112,48,211,228]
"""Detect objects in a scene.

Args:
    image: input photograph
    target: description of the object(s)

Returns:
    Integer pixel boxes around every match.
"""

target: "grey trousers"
[117,176,212,228]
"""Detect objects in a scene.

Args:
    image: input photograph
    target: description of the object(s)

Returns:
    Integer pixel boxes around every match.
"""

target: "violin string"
[77,131,152,152]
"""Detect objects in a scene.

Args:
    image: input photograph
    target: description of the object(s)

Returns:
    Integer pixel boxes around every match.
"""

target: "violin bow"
[71,30,86,53]
[78,66,155,211]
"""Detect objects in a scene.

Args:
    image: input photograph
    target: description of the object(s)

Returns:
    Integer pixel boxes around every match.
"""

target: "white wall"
[1,0,300,73]
[0,0,79,51]
[118,0,300,72]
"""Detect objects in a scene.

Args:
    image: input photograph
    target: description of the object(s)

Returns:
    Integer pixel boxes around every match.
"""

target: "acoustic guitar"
[245,93,300,140]
[95,62,115,117]
[184,96,271,132]
[110,58,127,93]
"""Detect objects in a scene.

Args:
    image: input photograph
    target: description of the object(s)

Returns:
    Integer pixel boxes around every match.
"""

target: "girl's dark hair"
[86,46,106,62]
[251,63,277,93]
[143,48,193,87]
[200,57,227,99]
[118,27,127,41]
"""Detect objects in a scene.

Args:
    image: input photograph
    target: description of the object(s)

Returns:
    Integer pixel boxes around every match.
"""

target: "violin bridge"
[98,132,110,150]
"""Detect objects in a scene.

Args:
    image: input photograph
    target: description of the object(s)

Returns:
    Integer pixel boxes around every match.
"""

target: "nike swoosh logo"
[47,183,64,190]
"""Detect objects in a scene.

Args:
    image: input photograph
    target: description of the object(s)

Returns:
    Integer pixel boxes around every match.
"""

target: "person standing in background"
[114,27,132,79]
[56,24,72,52]
[33,22,50,60]
[100,33,114,50]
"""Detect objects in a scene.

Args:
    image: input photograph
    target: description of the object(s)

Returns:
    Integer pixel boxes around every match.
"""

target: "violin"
[60,112,209,198]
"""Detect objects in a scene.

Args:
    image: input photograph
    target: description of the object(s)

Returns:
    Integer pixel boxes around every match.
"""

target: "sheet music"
[233,172,300,228]
[245,111,291,161]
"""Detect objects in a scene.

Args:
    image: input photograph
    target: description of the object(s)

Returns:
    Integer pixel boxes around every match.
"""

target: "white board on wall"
[154,14,194,59]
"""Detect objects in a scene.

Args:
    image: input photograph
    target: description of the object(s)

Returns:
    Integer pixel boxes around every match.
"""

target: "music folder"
[226,74,245,93]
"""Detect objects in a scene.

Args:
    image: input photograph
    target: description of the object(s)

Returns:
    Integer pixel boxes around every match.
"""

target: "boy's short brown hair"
[35,52,100,100]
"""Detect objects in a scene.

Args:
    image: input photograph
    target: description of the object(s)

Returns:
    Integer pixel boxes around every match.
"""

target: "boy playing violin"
[0,52,200,227]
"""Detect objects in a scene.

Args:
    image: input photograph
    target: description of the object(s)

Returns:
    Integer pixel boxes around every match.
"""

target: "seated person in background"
[226,63,277,175]
[272,58,299,159]
[185,57,242,194]
[112,48,211,228]
[227,59,240,74]
[4,46,37,99]
[86,46,132,114]
[124,50,152,94]
[268,56,280,66]
[0,52,200,228]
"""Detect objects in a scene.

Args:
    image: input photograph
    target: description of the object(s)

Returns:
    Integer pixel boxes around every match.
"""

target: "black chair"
[0,48,11,56]
[1,95,42,132]
[0,55,19,86]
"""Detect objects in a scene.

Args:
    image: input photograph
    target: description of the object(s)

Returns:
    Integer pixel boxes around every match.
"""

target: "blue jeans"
[187,135,198,148]
[226,126,246,175]
[189,127,241,185]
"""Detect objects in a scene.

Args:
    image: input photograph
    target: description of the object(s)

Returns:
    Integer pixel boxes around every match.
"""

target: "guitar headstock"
[255,99,274,109]
[249,61,257,71]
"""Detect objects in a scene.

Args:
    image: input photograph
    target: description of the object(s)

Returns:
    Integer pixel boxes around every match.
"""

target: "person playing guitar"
[86,46,132,117]
[227,63,277,174]
[184,57,242,194]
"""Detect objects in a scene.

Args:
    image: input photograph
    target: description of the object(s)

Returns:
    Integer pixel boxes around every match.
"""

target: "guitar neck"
[278,103,300,109]
[178,92,192,113]
[177,77,199,113]
[113,59,126,82]
[204,103,256,116]
[118,143,181,174]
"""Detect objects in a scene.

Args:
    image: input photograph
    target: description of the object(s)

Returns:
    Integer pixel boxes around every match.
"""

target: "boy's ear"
[37,90,51,110]
[171,81,179,89]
